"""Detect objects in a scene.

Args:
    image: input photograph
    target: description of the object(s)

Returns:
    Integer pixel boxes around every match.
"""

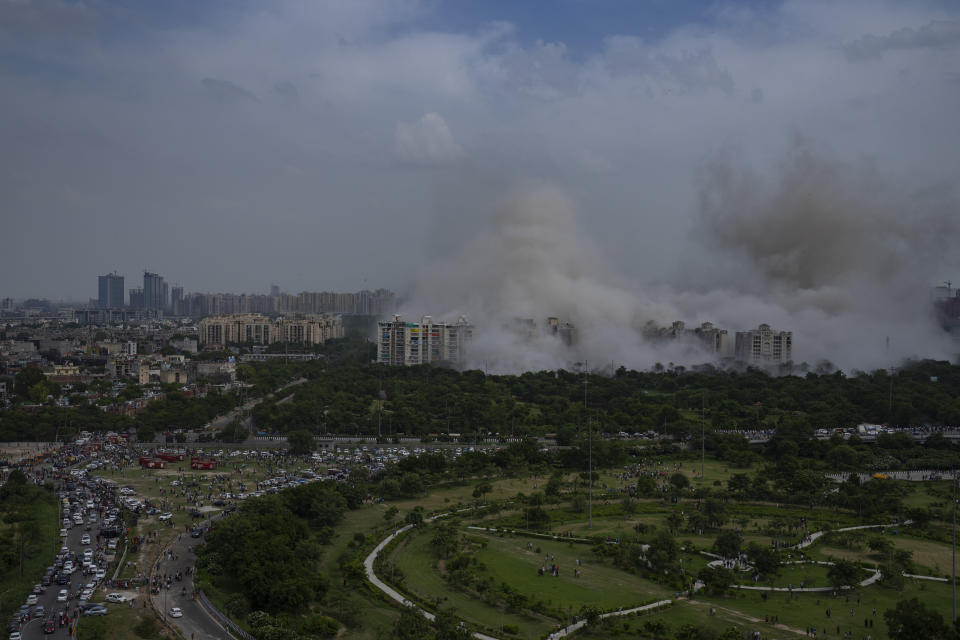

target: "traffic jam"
[6,445,131,639]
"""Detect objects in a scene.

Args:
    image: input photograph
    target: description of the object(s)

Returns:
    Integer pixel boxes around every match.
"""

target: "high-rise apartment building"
[170,286,184,316]
[143,271,167,311]
[197,313,344,347]
[97,272,125,308]
[178,288,397,319]
[129,288,145,309]
[694,322,733,357]
[734,324,793,364]
[377,315,473,366]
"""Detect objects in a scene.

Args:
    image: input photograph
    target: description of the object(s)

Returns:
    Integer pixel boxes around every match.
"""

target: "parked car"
[83,606,108,616]
[105,593,126,603]
[169,607,183,618]
[57,590,68,603]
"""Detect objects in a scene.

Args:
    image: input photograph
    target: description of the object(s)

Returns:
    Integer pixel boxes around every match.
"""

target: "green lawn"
[388,526,562,639]
[473,531,673,612]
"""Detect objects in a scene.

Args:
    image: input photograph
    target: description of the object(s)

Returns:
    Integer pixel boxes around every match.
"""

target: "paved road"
[17,482,118,639]
[150,525,229,640]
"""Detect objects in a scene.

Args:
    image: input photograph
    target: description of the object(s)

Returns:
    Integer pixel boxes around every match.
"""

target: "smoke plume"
[400,139,960,373]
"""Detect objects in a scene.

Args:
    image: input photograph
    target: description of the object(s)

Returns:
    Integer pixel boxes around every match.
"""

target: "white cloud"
[393,112,463,164]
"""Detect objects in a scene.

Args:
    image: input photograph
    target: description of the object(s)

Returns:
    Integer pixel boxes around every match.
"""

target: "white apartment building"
[377,315,473,366]
[734,324,793,364]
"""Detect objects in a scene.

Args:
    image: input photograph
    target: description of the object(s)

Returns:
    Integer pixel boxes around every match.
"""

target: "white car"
[95,569,106,580]
[57,589,68,602]
[10,632,22,640]
[158,513,173,521]
[80,534,91,545]
[105,593,126,603]
[59,528,67,538]
[26,595,38,605]
[80,589,93,601]
[169,607,183,618]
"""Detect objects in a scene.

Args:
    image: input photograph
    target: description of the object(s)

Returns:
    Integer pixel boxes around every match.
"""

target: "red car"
[43,619,56,634]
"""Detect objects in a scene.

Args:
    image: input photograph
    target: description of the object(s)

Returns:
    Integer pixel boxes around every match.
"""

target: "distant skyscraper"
[270,284,280,297]
[143,271,167,311]
[97,272,124,308]
[129,287,144,309]
[171,286,184,315]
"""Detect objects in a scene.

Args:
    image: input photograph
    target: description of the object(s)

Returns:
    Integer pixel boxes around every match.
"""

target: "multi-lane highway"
[7,460,124,640]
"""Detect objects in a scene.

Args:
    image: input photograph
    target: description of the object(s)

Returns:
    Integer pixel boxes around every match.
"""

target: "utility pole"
[953,466,957,623]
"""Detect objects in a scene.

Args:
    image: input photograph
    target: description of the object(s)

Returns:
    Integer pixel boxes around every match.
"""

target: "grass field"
[389,526,552,638]
[83,457,960,640]
[76,602,175,640]
[472,531,673,611]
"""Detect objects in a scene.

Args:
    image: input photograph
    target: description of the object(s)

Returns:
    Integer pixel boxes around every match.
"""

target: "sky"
[2,0,959,370]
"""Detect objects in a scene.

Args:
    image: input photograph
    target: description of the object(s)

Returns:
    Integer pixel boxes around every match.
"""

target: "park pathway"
[367,515,941,639]
[545,600,673,639]
[364,512,500,640]
[702,520,929,592]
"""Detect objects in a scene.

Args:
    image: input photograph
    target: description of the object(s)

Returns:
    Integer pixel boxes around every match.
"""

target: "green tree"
[646,529,679,574]
[14,365,45,398]
[391,606,435,640]
[714,530,743,559]
[405,508,424,527]
[697,566,735,595]
[746,542,780,579]
[727,474,751,499]
[287,429,315,455]
[431,520,461,558]
[827,559,861,590]
[636,475,658,497]
[703,499,727,528]
[884,597,953,640]
[669,472,690,491]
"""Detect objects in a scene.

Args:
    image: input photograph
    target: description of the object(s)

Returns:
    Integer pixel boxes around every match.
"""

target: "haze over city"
[3,0,960,370]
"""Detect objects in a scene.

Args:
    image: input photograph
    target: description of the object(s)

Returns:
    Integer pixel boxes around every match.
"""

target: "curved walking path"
[364,511,500,640]
[366,514,671,640]
[367,516,944,638]
[545,600,673,639]
[701,520,937,592]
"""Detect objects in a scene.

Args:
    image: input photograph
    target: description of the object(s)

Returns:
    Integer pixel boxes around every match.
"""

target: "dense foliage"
[251,357,960,439]
[195,480,351,613]
[0,470,57,620]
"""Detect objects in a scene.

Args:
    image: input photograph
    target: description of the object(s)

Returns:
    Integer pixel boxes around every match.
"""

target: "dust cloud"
[401,146,960,373]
